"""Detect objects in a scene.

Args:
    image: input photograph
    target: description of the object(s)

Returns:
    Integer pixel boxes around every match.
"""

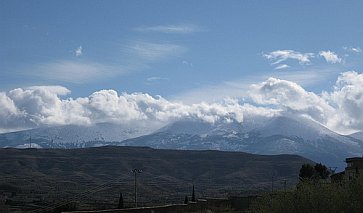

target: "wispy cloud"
[175,67,339,104]
[130,41,186,61]
[270,68,339,86]
[134,24,205,34]
[263,50,314,66]
[147,76,168,82]
[75,46,83,57]
[343,46,362,53]
[319,51,342,64]
[274,64,290,70]
[182,60,193,67]
[174,78,259,104]
[25,40,186,84]
[32,60,126,84]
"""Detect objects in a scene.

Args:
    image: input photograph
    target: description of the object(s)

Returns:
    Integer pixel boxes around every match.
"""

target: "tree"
[299,163,330,181]
[299,164,315,180]
[118,192,124,209]
[184,196,189,204]
[191,184,196,202]
[314,163,330,179]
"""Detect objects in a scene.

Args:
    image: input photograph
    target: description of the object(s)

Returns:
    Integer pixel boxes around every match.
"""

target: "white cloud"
[130,41,186,61]
[1,71,363,134]
[324,71,363,133]
[319,51,342,64]
[75,46,83,57]
[176,69,336,104]
[275,64,290,70]
[249,71,363,134]
[250,77,335,125]
[271,68,338,86]
[0,92,25,133]
[146,77,168,82]
[134,24,205,34]
[0,86,277,133]
[343,46,361,53]
[263,50,314,65]
[182,60,193,67]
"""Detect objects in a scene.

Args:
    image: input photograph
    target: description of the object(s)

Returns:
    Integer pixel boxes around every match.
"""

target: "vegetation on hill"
[250,166,363,213]
[0,146,311,212]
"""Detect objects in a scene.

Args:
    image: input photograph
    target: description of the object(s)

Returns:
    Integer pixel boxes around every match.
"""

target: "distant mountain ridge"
[121,116,363,169]
[0,123,153,148]
[0,115,362,169]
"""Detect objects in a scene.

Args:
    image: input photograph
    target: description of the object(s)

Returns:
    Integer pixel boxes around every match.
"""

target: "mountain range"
[1,115,362,169]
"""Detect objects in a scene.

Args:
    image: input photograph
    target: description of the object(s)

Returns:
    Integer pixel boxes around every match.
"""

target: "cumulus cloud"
[319,51,342,64]
[0,92,25,133]
[250,77,335,125]
[250,71,363,134]
[0,86,279,133]
[324,71,363,133]
[263,50,314,65]
[1,71,363,134]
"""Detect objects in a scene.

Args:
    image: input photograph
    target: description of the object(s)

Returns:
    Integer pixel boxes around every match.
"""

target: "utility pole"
[132,169,142,208]
[271,175,274,193]
[29,133,32,148]
[282,179,287,192]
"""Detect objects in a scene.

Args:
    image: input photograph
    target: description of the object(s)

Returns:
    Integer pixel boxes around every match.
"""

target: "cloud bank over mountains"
[0,72,362,135]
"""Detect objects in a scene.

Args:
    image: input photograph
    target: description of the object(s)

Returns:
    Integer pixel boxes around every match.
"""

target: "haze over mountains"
[1,114,362,169]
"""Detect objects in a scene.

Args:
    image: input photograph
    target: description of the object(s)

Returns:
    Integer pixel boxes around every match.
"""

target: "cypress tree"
[191,184,196,202]
[118,192,124,209]
[184,196,189,204]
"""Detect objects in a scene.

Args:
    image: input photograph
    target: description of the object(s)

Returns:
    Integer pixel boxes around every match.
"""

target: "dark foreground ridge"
[0,146,312,212]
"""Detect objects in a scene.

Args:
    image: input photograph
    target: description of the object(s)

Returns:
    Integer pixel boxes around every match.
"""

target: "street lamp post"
[132,169,142,208]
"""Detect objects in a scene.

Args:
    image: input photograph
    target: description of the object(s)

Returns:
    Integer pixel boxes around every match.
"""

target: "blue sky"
[1,1,363,134]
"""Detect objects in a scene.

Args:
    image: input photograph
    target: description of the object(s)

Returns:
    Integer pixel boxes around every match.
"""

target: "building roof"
[345,157,363,162]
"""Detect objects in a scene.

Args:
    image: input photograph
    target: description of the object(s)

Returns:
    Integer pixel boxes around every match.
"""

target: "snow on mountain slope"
[0,123,155,148]
[122,116,363,169]
[1,114,362,169]
[350,131,363,141]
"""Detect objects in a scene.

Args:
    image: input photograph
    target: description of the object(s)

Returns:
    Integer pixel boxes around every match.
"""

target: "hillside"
[0,146,312,212]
